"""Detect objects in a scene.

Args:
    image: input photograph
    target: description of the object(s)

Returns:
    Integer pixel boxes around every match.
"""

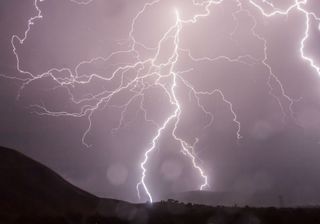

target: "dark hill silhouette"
[167,190,320,207]
[1,145,320,224]
[0,146,133,223]
[0,146,96,213]
[167,190,283,207]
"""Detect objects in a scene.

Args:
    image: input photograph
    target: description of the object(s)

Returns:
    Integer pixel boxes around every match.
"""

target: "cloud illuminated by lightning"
[1,0,320,203]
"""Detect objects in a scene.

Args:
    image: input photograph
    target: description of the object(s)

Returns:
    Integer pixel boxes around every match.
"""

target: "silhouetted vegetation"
[1,146,320,224]
[3,201,320,224]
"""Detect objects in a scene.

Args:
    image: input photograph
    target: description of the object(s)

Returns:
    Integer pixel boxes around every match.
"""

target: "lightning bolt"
[248,0,320,75]
[1,0,320,203]
[246,0,320,120]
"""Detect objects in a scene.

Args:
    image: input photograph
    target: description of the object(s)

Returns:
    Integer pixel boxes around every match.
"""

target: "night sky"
[1,0,320,204]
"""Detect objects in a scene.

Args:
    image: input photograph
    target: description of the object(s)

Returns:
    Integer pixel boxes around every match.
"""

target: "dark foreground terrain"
[1,146,320,224]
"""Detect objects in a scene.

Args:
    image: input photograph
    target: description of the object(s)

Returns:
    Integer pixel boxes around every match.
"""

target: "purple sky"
[1,0,320,204]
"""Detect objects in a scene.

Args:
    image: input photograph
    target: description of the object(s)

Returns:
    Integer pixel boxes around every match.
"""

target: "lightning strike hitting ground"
[1,0,320,202]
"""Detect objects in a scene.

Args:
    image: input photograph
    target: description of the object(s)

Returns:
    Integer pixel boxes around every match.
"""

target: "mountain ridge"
[0,145,133,223]
[2,145,320,224]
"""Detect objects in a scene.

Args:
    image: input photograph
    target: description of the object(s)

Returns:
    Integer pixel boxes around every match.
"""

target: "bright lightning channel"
[1,0,320,203]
